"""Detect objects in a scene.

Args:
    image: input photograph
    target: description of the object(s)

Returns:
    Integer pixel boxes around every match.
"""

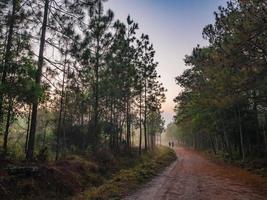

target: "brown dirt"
[124,147,267,200]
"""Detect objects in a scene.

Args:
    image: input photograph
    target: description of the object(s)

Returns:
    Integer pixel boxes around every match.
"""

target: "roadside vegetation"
[171,0,267,175]
[0,146,176,200]
[0,0,167,199]
[84,146,176,200]
[0,0,165,161]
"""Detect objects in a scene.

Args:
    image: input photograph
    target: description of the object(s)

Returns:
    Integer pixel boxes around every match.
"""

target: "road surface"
[124,147,267,200]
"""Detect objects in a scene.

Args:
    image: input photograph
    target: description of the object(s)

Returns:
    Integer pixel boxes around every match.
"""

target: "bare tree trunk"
[139,91,142,155]
[263,119,267,152]
[0,0,17,133]
[55,48,67,160]
[26,0,49,161]
[209,134,217,155]
[42,121,49,148]
[25,105,31,154]
[62,82,68,156]
[93,48,99,151]
[148,134,151,149]
[144,79,147,151]
[252,90,262,155]
[237,104,245,161]
[109,101,113,149]
[3,98,13,154]
[126,97,131,150]
[116,121,120,151]
[221,119,232,160]
[92,3,102,152]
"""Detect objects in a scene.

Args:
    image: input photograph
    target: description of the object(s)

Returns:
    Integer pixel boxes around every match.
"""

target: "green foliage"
[85,147,176,200]
[165,122,180,139]
[0,0,165,160]
[0,147,176,200]
[174,0,267,160]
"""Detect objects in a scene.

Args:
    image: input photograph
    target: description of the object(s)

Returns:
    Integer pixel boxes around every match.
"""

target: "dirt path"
[124,147,267,200]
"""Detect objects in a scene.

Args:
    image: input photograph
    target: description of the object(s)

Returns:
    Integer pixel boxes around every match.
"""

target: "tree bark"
[3,98,13,154]
[25,105,31,154]
[263,118,267,152]
[139,90,142,155]
[92,2,102,152]
[126,97,131,150]
[0,0,17,133]
[144,77,147,151]
[222,121,232,160]
[237,104,245,161]
[209,134,217,155]
[42,121,49,148]
[55,50,67,160]
[26,0,49,161]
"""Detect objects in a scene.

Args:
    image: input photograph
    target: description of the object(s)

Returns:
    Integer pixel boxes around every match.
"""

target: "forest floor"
[124,147,267,200]
[0,146,176,200]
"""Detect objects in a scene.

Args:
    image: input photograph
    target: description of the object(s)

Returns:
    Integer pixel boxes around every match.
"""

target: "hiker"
[172,141,174,148]
[169,141,171,147]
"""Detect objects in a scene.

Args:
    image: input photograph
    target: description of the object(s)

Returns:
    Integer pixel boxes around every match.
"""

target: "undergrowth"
[204,150,267,177]
[0,146,176,200]
[84,146,177,200]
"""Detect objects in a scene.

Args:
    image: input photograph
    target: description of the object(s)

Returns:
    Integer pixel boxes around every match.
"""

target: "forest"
[173,0,267,162]
[1,0,267,199]
[0,0,166,161]
[0,1,173,199]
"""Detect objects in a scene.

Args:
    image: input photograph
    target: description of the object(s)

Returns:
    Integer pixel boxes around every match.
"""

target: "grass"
[0,146,176,200]
[0,155,104,200]
[83,146,177,200]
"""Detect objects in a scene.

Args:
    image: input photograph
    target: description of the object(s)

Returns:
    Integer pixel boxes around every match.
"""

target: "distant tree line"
[0,0,165,160]
[174,0,267,160]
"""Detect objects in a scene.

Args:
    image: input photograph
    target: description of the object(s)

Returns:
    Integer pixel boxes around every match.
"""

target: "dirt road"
[124,147,267,200]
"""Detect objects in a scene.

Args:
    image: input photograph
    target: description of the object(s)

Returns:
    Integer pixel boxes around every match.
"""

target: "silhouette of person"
[172,141,174,148]
[169,141,171,147]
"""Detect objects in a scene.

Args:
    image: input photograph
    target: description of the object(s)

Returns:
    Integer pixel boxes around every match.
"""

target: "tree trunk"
[93,45,99,151]
[109,101,113,149]
[222,123,233,160]
[126,97,131,150]
[62,88,68,157]
[144,79,147,151]
[252,90,261,155]
[263,119,267,153]
[209,134,217,155]
[0,0,17,132]
[42,121,49,148]
[3,98,12,154]
[237,104,245,161]
[92,3,102,152]
[25,105,31,154]
[26,0,49,161]
[55,48,67,160]
[139,90,142,155]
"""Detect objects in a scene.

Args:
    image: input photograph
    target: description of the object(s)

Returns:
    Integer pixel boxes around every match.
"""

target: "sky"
[105,0,227,125]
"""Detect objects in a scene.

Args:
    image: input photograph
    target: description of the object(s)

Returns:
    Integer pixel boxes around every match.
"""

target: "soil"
[124,147,267,200]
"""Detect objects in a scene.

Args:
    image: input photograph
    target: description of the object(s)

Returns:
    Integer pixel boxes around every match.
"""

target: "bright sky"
[105,0,227,125]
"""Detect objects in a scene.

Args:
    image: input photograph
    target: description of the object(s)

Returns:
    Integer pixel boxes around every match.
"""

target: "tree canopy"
[174,0,267,160]
[0,0,165,160]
